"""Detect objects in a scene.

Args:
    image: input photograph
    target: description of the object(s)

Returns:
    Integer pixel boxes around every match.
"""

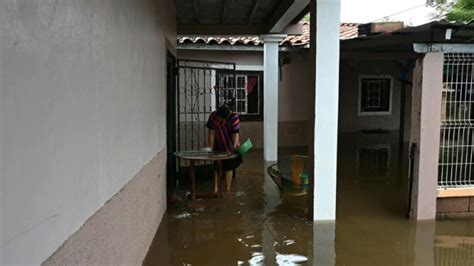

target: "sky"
[340,0,440,26]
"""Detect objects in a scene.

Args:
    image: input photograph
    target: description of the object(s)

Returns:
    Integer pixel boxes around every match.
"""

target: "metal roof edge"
[413,43,474,53]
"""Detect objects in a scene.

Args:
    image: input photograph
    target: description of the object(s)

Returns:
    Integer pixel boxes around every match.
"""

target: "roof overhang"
[413,43,474,53]
[175,0,309,35]
[341,21,474,54]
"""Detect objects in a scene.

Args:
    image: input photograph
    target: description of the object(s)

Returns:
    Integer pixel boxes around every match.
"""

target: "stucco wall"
[279,50,313,122]
[0,0,176,264]
[177,49,312,148]
[339,59,404,132]
[178,50,263,68]
[43,151,167,265]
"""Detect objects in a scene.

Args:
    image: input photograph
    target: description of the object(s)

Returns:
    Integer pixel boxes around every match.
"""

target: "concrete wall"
[339,59,404,132]
[177,49,312,148]
[179,50,263,67]
[0,0,176,264]
[278,49,312,148]
[43,151,167,265]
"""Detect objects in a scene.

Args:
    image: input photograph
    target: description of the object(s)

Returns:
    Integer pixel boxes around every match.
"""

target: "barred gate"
[438,53,474,188]
[176,60,236,167]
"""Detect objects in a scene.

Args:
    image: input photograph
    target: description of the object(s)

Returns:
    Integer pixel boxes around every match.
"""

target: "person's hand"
[202,147,212,152]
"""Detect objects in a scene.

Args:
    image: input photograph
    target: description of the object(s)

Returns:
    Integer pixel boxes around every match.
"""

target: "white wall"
[0,0,176,264]
[179,50,263,67]
[278,50,312,122]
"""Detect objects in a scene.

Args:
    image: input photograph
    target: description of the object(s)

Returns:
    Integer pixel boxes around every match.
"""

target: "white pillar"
[310,0,340,220]
[260,34,286,162]
[409,53,443,220]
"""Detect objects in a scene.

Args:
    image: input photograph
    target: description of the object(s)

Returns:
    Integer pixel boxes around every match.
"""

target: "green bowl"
[238,139,253,155]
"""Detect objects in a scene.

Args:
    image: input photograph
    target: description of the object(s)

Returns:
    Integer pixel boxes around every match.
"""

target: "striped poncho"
[206,111,240,153]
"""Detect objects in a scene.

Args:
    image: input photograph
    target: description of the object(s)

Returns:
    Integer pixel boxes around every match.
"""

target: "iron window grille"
[358,75,393,115]
[216,71,263,121]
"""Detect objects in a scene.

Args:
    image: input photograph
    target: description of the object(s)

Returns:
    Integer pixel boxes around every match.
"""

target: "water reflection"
[144,132,474,265]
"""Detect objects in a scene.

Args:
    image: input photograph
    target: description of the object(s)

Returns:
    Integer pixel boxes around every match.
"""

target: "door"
[166,52,177,189]
[176,59,236,173]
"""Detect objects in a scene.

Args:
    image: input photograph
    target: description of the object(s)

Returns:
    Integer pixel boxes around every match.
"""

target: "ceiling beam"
[266,0,309,33]
[193,0,200,24]
[290,4,309,24]
[248,0,260,25]
[221,0,229,24]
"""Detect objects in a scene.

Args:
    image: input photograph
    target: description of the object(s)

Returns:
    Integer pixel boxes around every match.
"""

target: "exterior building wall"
[278,50,312,148]
[43,151,167,265]
[178,49,311,149]
[0,0,176,264]
[339,58,405,132]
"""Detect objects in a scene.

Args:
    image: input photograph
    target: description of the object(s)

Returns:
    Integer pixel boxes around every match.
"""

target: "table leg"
[190,160,196,201]
[216,161,222,199]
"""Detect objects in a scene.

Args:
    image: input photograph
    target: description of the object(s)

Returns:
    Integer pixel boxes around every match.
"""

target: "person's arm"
[232,132,240,148]
[230,113,241,150]
[208,129,216,150]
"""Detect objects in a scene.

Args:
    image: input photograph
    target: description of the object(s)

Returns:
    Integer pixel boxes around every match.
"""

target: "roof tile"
[177,22,360,46]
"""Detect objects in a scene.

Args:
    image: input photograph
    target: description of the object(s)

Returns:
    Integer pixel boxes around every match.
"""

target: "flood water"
[144,132,474,265]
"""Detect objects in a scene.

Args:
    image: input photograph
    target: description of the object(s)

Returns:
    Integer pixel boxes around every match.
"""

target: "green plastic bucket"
[238,139,253,155]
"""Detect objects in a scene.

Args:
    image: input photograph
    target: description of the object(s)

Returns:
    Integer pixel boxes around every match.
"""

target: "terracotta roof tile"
[177,22,360,47]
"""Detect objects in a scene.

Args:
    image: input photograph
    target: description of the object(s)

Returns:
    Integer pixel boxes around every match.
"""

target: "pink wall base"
[43,150,167,265]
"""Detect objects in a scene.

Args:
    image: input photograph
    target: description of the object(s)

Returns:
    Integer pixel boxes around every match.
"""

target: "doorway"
[166,51,177,191]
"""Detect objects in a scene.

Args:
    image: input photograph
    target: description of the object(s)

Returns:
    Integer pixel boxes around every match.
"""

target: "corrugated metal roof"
[177,22,360,47]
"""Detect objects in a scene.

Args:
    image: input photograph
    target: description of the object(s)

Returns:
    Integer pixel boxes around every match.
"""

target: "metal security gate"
[438,53,474,188]
[176,60,236,167]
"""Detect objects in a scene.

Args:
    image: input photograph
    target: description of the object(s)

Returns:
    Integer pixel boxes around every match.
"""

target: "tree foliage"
[445,0,474,22]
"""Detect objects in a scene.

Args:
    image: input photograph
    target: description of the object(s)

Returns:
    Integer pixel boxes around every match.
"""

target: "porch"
[2,0,474,265]
[1,0,340,264]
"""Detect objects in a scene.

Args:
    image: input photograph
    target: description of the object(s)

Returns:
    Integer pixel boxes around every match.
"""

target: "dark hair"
[217,104,231,119]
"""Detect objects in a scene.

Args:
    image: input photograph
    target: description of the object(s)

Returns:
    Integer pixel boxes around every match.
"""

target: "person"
[206,103,242,192]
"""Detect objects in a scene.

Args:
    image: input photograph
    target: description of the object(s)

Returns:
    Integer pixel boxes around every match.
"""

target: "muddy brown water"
[145,132,474,265]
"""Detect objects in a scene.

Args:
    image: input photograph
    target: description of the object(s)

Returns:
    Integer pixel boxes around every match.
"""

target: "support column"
[309,0,341,220]
[409,53,443,220]
[260,34,286,162]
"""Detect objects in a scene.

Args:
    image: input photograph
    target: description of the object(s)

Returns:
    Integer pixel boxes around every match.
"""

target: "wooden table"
[175,151,238,200]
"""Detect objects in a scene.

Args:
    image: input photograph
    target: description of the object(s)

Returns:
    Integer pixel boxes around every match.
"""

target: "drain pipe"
[406,143,417,218]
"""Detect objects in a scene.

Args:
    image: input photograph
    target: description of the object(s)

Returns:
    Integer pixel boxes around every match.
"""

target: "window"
[217,71,263,121]
[358,75,392,115]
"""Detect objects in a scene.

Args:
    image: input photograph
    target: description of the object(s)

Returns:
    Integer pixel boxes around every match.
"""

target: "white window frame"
[218,71,261,117]
[358,75,393,116]
[235,75,249,114]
